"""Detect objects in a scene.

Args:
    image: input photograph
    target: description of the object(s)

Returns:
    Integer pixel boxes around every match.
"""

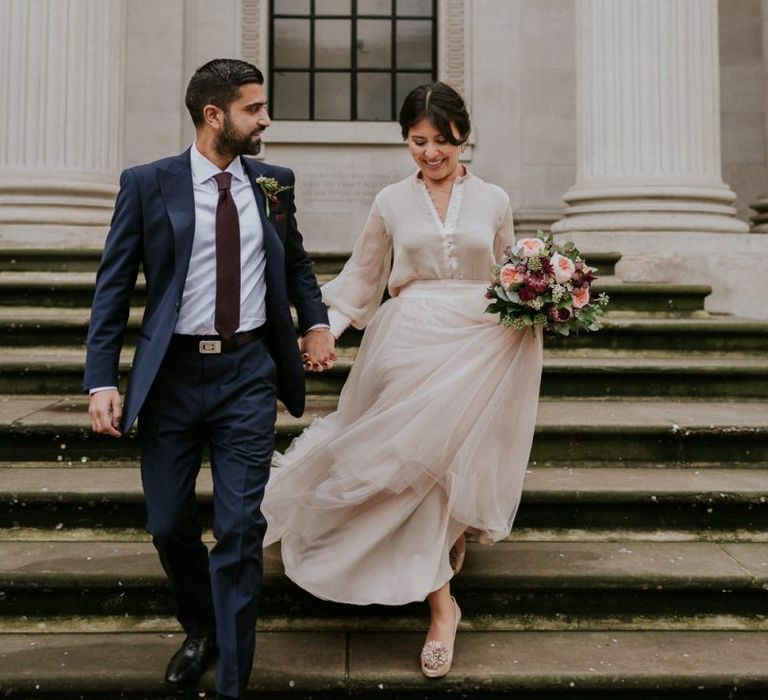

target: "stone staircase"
[0,248,767,699]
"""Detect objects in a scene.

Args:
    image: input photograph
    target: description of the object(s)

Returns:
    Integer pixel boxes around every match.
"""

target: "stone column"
[0,0,125,241]
[749,0,768,232]
[553,0,748,236]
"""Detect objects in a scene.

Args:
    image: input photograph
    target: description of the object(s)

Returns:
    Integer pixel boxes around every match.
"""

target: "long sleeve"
[278,167,330,333]
[493,202,516,263]
[83,168,143,391]
[321,199,392,338]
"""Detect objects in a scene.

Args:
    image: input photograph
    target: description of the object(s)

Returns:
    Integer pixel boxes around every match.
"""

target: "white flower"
[552,284,567,302]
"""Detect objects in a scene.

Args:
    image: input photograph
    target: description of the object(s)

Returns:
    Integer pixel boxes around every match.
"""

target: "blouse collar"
[413,164,471,185]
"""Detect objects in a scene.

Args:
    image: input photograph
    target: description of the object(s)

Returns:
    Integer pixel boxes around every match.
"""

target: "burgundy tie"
[213,172,240,340]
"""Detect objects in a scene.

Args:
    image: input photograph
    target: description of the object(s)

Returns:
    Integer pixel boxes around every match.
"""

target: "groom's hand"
[300,329,337,372]
[88,388,123,437]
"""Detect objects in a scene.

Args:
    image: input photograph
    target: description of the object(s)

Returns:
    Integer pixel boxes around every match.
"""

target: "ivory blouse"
[322,170,515,338]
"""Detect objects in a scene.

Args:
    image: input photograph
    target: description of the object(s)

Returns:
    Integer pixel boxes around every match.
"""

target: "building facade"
[1,0,767,317]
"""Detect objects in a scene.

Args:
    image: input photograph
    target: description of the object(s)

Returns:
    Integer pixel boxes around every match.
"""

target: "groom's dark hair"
[185,58,264,126]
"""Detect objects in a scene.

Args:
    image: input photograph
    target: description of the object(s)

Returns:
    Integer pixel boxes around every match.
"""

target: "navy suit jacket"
[84,149,329,432]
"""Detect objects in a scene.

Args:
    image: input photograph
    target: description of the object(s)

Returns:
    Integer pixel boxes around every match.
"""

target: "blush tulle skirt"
[262,280,543,605]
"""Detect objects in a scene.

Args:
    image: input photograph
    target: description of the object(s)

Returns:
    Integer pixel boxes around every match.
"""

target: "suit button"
[175,302,181,311]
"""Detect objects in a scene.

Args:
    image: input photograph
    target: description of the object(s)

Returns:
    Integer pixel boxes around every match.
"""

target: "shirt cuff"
[304,323,331,334]
[89,386,118,395]
[327,308,352,339]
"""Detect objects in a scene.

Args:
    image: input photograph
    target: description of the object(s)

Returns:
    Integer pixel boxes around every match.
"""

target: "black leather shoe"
[164,635,218,687]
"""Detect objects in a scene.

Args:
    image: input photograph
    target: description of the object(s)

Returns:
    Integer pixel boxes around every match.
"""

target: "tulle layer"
[263,280,543,605]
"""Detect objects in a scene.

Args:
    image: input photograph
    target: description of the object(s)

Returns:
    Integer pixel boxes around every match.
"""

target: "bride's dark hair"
[398,82,471,146]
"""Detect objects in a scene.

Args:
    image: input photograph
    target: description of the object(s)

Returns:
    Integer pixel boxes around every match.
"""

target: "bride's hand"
[300,329,337,372]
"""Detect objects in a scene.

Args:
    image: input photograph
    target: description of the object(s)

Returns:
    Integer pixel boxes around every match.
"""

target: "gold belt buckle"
[199,340,222,354]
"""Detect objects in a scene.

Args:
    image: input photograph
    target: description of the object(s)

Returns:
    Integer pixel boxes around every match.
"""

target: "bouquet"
[485,230,609,336]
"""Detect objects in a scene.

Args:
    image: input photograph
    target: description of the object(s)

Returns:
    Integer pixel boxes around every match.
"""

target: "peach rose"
[499,263,525,288]
[551,253,576,284]
[571,287,590,308]
[517,237,546,258]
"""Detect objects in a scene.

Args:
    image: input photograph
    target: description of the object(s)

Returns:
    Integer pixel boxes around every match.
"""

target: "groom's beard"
[215,113,263,159]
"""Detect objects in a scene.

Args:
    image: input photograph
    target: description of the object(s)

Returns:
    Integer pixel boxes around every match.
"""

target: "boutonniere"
[255,176,292,217]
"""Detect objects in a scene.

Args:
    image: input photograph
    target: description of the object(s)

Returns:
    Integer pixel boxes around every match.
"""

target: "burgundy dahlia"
[525,271,549,294]
[548,306,571,322]
[570,271,585,288]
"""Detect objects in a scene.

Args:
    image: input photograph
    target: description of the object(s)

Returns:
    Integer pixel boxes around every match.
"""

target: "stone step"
[0,273,708,318]
[0,248,354,275]
[0,540,766,621]
[547,316,768,352]
[0,248,104,273]
[1,466,766,534]
[4,629,768,699]
[2,629,766,699]
[2,347,768,398]
[1,396,766,464]
[0,248,622,277]
[0,270,709,315]
[2,307,766,352]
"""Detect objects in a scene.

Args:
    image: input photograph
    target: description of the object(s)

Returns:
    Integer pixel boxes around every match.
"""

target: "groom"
[84,59,335,699]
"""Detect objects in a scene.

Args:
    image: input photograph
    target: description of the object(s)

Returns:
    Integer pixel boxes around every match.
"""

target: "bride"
[263,82,543,677]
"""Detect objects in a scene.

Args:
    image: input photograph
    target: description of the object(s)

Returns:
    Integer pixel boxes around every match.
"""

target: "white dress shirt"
[175,142,267,335]
[89,144,328,394]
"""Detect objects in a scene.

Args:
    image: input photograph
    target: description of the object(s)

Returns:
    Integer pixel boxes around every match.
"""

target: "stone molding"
[438,0,471,103]
[514,209,564,236]
[750,196,768,232]
[554,0,747,235]
[241,0,268,74]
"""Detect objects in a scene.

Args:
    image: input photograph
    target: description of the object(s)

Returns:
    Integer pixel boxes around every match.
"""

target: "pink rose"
[551,253,576,284]
[517,237,546,258]
[499,263,525,288]
[572,287,590,308]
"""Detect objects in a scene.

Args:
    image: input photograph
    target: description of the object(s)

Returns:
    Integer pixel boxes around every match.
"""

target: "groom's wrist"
[304,324,331,335]
[89,385,118,395]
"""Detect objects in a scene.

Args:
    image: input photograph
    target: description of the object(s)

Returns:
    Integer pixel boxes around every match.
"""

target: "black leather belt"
[171,326,266,354]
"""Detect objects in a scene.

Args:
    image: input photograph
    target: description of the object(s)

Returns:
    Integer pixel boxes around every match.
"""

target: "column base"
[0,175,118,228]
[552,185,750,235]
[749,196,768,232]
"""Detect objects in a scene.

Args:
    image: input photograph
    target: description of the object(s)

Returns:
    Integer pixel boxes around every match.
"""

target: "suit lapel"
[242,158,285,245]
[242,158,287,301]
[157,150,196,290]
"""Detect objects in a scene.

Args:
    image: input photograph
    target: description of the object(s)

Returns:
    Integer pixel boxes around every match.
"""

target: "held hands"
[88,388,123,438]
[300,328,337,372]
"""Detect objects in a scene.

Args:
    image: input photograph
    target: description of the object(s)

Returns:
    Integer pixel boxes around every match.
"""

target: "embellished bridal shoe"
[420,596,461,678]
[449,533,466,575]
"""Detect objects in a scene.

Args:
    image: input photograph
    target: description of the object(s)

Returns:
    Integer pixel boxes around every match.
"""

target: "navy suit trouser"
[138,334,277,698]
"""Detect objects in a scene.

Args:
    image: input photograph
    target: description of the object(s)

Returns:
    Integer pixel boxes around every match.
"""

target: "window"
[269,0,437,121]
